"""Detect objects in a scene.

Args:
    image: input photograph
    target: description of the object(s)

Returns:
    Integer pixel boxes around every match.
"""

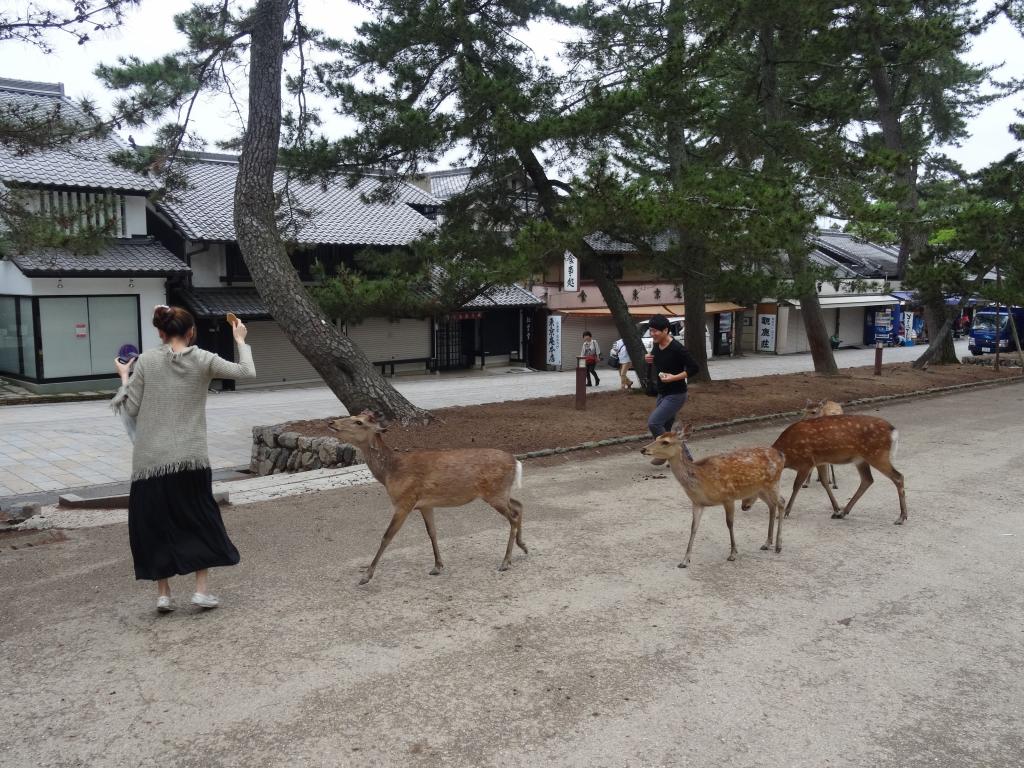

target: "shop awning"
[557,301,744,318]
[788,294,901,310]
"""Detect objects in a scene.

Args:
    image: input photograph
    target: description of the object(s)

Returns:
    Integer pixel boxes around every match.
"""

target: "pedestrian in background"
[112,305,256,613]
[610,337,633,390]
[581,331,601,387]
[643,314,700,465]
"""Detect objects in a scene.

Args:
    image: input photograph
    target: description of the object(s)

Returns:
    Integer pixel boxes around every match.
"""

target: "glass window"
[87,296,139,374]
[0,296,18,374]
[20,297,36,378]
[39,297,92,378]
[37,296,140,378]
[973,313,1007,332]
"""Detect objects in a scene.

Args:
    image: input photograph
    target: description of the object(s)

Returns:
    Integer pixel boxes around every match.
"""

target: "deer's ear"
[678,423,693,439]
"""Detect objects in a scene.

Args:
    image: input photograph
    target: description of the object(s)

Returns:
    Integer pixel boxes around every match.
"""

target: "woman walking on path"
[610,338,633,390]
[112,305,256,613]
[581,331,602,387]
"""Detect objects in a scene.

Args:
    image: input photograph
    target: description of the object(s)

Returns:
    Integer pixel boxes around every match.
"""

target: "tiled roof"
[175,278,536,320]
[584,232,674,253]
[807,248,859,278]
[463,283,542,308]
[157,154,437,246]
[7,238,189,276]
[812,232,899,278]
[423,168,476,200]
[0,79,155,192]
[175,287,271,320]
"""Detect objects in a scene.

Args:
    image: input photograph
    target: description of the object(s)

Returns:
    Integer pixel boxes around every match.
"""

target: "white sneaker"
[156,596,174,613]
[190,592,220,609]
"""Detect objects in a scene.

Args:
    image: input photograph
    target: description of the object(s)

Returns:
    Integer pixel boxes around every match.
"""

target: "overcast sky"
[0,0,1021,173]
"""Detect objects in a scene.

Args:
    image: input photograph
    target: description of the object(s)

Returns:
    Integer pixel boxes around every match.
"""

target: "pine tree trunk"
[912,294,957,368]
[234,0,431,423]
[795,281,839,374]
[588,259,652,390]
[758,23,836,374]
[680,259,711,382]
[512,144,653,389]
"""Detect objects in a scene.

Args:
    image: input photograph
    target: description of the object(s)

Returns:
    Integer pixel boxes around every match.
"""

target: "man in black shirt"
[644,314,701,464]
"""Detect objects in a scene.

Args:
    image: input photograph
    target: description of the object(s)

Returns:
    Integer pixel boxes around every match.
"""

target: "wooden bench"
[374,357,435,377]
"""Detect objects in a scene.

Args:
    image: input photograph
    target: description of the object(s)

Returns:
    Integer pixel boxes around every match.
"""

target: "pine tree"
[100,0,432,422]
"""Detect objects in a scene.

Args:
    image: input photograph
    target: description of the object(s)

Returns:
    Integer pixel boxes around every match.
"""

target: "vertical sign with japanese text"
[756,313,776,353]
[563,252,578,292]
[546,314,562,367]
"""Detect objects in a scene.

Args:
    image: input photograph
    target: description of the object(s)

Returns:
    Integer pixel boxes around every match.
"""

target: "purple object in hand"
[117,344,139,364]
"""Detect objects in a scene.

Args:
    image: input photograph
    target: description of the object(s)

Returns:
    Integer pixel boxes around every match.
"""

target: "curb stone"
[509,373,1024,463]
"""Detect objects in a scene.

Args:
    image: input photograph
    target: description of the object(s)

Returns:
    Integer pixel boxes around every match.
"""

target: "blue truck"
[969,306,1024,356]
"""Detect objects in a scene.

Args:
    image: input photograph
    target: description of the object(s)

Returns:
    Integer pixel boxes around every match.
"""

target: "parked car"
[636,317,713,358]
[969,306,1024,356]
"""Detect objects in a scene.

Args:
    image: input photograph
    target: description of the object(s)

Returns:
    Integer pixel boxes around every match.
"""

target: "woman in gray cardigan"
[112,305,256,613]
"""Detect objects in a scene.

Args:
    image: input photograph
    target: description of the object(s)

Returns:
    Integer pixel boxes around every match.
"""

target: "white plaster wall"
[124,195,148,236]
[27,276,167,350]
[0,260,33,294]
[189,243,226,287]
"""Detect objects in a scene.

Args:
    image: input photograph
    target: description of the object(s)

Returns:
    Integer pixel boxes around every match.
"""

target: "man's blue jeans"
[648,391,688,437]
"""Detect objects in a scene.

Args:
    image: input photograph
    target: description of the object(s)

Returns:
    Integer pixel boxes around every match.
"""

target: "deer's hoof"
[429,566,443,576]
[358,576,371,586]
[831,512,844,519]
[727,553,736,562]
[677,561,689,569]
[498,563,510,572]
[760,543,770,551]
[894,518,905,526]
[774,545,782,554]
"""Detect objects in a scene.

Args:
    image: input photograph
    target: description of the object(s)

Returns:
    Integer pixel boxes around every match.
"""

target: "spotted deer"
[753,414,908,524]
[641,424,785,568]
[329,411,527,585]
[800,399,843,491]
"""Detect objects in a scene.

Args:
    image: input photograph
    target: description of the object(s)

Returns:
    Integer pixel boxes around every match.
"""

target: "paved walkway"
[0,341,967,497]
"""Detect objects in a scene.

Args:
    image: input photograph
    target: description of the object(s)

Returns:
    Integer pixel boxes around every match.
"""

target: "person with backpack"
[610,337,633,390]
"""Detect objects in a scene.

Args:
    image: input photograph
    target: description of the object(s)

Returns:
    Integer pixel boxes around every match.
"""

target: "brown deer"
[749,414,908,524]
[800,399,843,491]
[641,424,785,568]
[329,411,527,585]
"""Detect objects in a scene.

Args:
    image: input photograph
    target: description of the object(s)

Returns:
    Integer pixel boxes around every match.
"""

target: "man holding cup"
[644,314,700,465]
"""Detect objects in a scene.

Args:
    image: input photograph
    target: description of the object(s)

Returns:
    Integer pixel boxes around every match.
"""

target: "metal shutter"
[346,317,431,367]
[241,321,322,388]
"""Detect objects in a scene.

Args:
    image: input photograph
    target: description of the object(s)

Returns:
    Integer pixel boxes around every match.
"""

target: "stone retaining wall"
[250,425,361,475]
[962,354,1022,368]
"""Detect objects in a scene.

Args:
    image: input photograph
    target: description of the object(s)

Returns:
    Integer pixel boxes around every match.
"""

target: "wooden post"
[575,356,587,410]
[874,340,883,376]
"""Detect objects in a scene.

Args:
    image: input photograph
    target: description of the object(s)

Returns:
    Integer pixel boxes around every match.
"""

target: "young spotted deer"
[800,399,843,491]
[756,414,908,524]
[330,411,527,585]
[641,425,785,568]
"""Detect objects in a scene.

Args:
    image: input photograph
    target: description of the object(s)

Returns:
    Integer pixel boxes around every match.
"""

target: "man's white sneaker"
[156,596,174,613]
[190,593,220,609]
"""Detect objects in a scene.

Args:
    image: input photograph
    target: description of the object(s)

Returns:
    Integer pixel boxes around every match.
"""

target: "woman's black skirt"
[128,467,240,581]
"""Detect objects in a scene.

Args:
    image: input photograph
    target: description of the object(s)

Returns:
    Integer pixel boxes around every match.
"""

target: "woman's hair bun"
[152,305,196,338]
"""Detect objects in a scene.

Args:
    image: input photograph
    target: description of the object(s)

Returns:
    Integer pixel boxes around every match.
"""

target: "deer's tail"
[514,460,523,490]
[890,428,900,461]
